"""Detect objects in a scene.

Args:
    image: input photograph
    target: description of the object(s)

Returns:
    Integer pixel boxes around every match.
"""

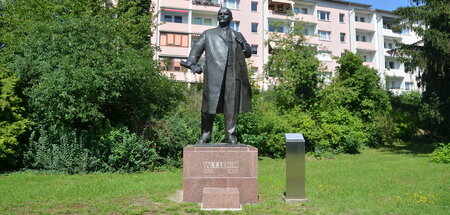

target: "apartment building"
[153,0,420,94]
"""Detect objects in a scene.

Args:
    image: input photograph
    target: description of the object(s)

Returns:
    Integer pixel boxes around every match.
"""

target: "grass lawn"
[0,143,448,215]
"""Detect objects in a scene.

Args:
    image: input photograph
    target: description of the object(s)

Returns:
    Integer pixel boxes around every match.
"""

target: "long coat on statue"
[186,26,252,114]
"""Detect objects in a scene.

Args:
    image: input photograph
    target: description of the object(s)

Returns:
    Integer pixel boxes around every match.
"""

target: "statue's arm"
[235,32,252,58]
[187,32,206,65]
[181,32,206,74]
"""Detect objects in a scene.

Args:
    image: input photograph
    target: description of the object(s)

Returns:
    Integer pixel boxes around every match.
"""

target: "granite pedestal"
[183,144,258,208]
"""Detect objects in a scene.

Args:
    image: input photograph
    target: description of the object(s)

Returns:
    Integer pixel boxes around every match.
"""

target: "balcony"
[356,41,376,51]
[191,0,221,12]
[159,22,189,33]
[383,28,402,38]
[164,70,204,83]
[385,68,406,77]
[295,14,317,24]
[160,0,190,8]
[355,21,375,31]
[268,0,293,20]
[159,46,190,57]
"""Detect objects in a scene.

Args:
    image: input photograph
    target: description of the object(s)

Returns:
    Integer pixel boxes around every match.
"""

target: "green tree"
[265,21,321,110]
[393,0,450,137]
[0,0,183,172]
[320,51,393,146]
[0,66,28,169]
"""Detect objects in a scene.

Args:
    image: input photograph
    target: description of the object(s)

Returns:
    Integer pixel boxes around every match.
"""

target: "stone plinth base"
[183,144,258,206]
[202,188,240,210]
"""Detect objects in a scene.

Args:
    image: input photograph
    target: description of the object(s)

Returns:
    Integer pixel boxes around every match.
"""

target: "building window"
[318,31,331,40]
[163,15,183,23]
[293,7,300,14]
[174,16,182,23]
[193,17,202,25]
[339,13,345,23]
[405,82,413,91]
[301,8,308,14]
[340,33,345,42]
[160,32,189,47]
[204,18,212,25]
[318,11,330,21]
[251,45,258,54]
[251,23,258,33]
[356,16,366,22]
[230,21,239,31]
[164,15,172,22]
[362,55,368,62]
[225,0,240,9]
[356,34,367,42]
[193,17,213,26]
[388,43,393,49]
[251,1,257,11]
[385,61,395,69]
[303,28,309,36]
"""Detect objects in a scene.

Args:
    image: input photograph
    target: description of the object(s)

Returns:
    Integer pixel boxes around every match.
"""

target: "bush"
[315,107,368,154]
[391,91,421,139]
[430,143,450,164]
[24,126,160,174]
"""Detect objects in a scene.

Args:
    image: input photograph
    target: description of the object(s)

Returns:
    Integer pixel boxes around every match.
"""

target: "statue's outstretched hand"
[190,64,203,74]
[181,60,202,74]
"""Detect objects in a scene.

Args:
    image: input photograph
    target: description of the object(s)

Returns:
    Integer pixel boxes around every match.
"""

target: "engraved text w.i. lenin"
[203,161,239,174]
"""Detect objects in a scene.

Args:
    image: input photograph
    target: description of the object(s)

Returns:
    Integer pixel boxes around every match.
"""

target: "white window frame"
[317,11,330,21]
[318,30,331,41]
[225,0,240,10]
[230,21,240,31]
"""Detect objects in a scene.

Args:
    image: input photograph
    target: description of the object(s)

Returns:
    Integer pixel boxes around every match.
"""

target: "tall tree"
[394,0,450,136]
[265,21,321,110]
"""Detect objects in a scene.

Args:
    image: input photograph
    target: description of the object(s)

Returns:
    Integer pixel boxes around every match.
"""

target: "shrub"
[391,91,421,139]
[430,143,450,164]
[24,126,160,174]
[315,107,368,154]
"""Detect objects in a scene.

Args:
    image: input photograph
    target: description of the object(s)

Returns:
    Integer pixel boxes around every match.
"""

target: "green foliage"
[391,91,422,139]
[236,95,367,158]
[323,51,394,147]
[315,108,367,154]
[25,126,160,174]
[265,21,321,109]
[394,0,450,137]
[151,88,201,167]
[0,0,183,172]
[0,66,28,169]
[430,143,450,164]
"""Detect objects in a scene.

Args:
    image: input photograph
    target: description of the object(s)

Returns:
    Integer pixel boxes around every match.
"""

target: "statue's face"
[217,8,232,26]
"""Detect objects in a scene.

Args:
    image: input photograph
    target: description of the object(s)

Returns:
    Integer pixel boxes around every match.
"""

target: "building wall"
[153,0,420,94]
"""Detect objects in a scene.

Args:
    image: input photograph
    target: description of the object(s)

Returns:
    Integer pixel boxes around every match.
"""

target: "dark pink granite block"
[202,188,240,209]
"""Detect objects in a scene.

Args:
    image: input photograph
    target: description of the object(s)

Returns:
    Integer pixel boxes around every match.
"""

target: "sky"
[348,0,413,11]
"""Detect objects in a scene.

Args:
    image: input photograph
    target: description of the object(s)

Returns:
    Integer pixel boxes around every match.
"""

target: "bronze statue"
[181,8,252,145]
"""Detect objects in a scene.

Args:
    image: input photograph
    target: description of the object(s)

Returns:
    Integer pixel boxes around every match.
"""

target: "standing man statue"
[181,7,252,145]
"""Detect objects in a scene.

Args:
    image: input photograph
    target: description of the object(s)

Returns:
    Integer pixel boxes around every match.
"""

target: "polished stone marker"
[284,133,309,203]
[183,144,258,209]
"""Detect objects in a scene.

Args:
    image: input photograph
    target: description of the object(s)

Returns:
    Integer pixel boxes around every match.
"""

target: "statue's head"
[217,7,233,27]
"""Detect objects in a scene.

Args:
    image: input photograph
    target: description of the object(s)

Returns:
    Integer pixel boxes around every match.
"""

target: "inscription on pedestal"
[203,161,239,174]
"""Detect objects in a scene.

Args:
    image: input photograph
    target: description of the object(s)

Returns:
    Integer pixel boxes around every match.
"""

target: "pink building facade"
[153,0,420,94]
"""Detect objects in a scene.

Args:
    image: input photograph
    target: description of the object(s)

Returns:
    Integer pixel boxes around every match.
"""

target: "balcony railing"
[192,0,220,7]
